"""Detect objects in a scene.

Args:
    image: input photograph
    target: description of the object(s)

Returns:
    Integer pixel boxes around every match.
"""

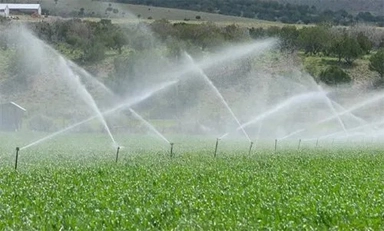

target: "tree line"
[111,0,384,26]
[32,19,384,85]
[1,19,383,90]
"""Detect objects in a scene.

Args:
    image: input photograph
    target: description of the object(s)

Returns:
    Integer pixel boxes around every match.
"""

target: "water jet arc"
[20,80,178,151]
[185,53,251,142]
[282,91,384,140]
[235,91,325,136]
[128,108,170,144]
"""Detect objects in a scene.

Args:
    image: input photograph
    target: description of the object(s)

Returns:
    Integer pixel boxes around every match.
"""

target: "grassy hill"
[8,0,283,27]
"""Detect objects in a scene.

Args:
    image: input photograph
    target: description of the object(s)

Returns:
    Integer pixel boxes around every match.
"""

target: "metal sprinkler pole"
[214,138,219,158]
[15,147,20,171]
[298,139,302,151]
[316,138,319,148]
[170,143,174,158]
[248,141,254,155]
[274,139,278,153]
[115,146,120,163]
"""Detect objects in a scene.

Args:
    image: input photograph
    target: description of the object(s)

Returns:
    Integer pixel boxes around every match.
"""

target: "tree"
[79,8,85,17]
[6,48,42,91]
[356,32,372,54]
[279,25,299,52]
[369,48,384,78]
[249,27,265,39]
[298,26,330,55]
[111,31,128,54]
[319,66,352,85]
[329,33,345,62]
[81,40,106,63]
[342,37,363,65]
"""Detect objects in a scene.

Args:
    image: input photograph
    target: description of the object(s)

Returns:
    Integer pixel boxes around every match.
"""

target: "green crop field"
[0,133,384,230]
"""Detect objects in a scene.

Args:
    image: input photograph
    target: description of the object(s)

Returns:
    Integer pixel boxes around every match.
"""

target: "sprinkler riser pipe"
[214,139,219,158]
[274,139,278,153]
[298,139,301,150]
[170,143,174,158]
[115,147,120,163]
[15,147,20,171]
[248,142,254,156]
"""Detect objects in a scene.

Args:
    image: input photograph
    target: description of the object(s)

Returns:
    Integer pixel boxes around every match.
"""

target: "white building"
[0,4,9,18]
[0,4,41,16]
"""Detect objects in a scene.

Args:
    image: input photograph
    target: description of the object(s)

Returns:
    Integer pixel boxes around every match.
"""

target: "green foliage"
[329,33,345,62]
[327,33,364,65]
[112,0,384,26]
[81,40,106,63]
[369,48,384,78]
[32,19,132,64]
[111,31,129,54]
[6,48,42,90]
[319,65,352,85]
[279,26,299,52]
[356,32,373,54]
[342,36,363,65]
[298,26,331,55]
[0,140,384,230]
[79,8,85,17]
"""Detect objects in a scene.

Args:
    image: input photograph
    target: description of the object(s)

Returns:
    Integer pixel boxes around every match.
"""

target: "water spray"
[185,53,251,142]
[20,80,178,151]
[170,143,174,158]
[282,91,384,141]
[248,141,254,155]
[15,147,20,171]
[115,146,120,163]
[214,138,220,157]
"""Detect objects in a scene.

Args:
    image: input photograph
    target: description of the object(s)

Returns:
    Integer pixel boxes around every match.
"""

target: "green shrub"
[319,65,352,85]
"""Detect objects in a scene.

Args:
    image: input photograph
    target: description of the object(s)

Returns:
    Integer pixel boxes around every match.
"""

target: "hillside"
[276,0,384,15]
[11,0,384,26]
[1,6,383,132]
[6,0,279,26]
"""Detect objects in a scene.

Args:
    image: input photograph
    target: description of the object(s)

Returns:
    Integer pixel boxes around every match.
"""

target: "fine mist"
[1,18,384,152]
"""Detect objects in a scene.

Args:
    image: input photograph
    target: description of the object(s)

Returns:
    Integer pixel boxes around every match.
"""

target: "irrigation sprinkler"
[316,138,319,148]
[274,139,278,153]
[214,138,220,158]
[298,139,302,151]
[170,143,174,158]
[115,146,120,163]
[15,147,20,171]
[248,141,254,156]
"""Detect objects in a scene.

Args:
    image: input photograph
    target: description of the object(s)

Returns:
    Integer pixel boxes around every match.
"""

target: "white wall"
[0,8,9,17]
